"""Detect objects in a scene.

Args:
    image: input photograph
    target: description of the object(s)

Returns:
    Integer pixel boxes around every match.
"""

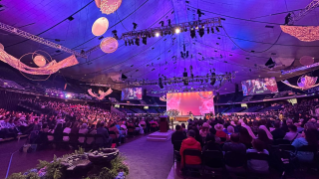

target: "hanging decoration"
[280,25,319,42]
[100,37,118,53]
[0,43,4,50]
[167,109,179,117]
[159,95,166,102]
[92,17,109,36]
[88,88,113,100]
[300,56,314,66]
[33,55,47,67]
[0,49,78,81]
[282,75,319,90]
[100,0,122,15]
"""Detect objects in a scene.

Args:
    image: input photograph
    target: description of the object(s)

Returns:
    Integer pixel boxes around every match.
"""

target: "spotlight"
[135,38,140,46]
[155,32,160,37]
[112,30,118,39]
[125,41,128,46]
[168,19,171,26]
[284,13,291,25]
[184,27,188,32]
[210,72,216,86]
[175,27,181,34]
[190,28,196,38]
[132,22,138,30]
[159,21,164,27]
[198,27,205,37]
[142,36,147,45]
[216,27,220,32]
[211,27,215,33]
[207,27,210,34]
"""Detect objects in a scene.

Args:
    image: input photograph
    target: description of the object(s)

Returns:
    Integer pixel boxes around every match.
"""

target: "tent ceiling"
[1,0,319,94]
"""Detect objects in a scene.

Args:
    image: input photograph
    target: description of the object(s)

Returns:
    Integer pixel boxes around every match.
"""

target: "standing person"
[180,130,202,167]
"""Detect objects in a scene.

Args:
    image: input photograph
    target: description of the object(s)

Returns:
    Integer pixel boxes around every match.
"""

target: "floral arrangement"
[7,148,129,179]
[167,109,179,117]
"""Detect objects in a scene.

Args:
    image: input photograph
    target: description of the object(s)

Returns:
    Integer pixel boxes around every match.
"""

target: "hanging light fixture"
[92,17,109,36]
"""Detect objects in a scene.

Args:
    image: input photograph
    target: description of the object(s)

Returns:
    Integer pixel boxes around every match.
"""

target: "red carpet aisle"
[118,135,173,179]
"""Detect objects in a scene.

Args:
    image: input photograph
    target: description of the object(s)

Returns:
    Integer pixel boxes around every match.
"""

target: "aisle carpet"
[118,135,173,179]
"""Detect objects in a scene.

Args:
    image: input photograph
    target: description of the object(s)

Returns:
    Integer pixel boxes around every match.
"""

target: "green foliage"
[43,155,62,179]
[7,172,41,179]
[110,155,129,175]
[97,167,118,179]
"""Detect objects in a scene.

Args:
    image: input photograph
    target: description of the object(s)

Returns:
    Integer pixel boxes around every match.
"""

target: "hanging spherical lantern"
[0,43,4,51]
[33,55,47,67]
[94,0,101,8]
[92,17,109,36]
[300,56,314,66]
[100,0,122,15]
[100,37,118,53]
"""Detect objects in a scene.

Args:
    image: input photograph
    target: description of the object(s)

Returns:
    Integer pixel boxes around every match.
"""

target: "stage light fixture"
[168,19,171,26]
[211,27,215,33]
[159,21,164,27]
[135,38,140,46]
[132,23,138,30]
[216,27,220,32]
[155,32,160,37]
[142,36,147,45]
[207,27,210,34]
[125,41,127,46]
[210,72,216,86]
[112,30,119,39]
[199,27,205,37]
[190,28,196,38]
[175,27,181,34]
[184,27,188,32]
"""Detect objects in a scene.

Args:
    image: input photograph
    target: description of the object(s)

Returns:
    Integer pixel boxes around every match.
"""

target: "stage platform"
[175,116,190,122]
[147,130,174,141]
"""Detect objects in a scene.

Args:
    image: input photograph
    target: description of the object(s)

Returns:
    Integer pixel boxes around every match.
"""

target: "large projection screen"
[167,91,214,116]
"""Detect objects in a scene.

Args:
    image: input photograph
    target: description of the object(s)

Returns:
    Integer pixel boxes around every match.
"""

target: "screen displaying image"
[167,91,214,116]
[121,87,143,100]
[241,77,278,96]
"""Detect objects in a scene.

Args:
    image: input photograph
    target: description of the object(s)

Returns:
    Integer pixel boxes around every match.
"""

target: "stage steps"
[147,130,174,141]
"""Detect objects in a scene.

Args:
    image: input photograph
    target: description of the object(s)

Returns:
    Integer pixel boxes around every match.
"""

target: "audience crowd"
[172,99,319,176]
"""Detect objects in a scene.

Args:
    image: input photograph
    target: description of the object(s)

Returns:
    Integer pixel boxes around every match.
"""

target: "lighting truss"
[289,0,319,24]
[281,61,319,75]
[126,72,234,87]
[121,17,222,39]
[84,17,222,54]
[0,22,87,59]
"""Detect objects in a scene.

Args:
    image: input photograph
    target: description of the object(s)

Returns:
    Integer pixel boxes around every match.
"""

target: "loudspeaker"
[210,72,216,86]
[235,83,239,93]
[121,74,128,80]
[265,58,275,68]
[159,78,163,88]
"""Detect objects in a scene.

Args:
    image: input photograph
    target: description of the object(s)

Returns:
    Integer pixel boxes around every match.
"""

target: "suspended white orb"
[100,37,118,53]
[33,55,47,67]
[92,17,109,36]
[0,43,4,51]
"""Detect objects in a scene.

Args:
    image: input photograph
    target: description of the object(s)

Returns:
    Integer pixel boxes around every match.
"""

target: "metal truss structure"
[84,17,222,55]
[121,17,222,39]
[290,0,319,24]
[0,22,87,59]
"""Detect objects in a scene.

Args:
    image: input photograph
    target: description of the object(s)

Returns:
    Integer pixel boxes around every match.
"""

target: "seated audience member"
[0,117,17,138]
[86,125,97,145]
[120,121,128,136]
[96,122,112,148]
[292,124,318,162]
[257,129,272,146]
[171,125,187,149]
[199,122,210,140]
[62,122,72,142]
[78,123,89,143]
[271,120,286,140]
[283,124,301,142]
[214,123,229,142]
[222,133,246,155]
[225,125,235,135]
[69,122,79,143]
[109,122,121,142]
[247,139,269,173]
[239,127,253,148]
[202,133,220,151]
[53,123,64,143]
[180,130,202,167]
[181,123,187,133]
[259,125,273,141]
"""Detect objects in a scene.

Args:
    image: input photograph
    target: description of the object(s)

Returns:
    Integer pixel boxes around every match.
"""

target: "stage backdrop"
[167,91,214,116]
